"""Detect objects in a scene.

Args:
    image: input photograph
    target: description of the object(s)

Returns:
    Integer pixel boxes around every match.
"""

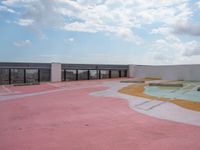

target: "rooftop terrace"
[0,79,200,150]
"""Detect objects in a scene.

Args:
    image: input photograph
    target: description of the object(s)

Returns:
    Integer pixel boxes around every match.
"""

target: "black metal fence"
[0,62,51,85]
[0,68,51,85]
[0,63,128,85]
[61,69,128,81]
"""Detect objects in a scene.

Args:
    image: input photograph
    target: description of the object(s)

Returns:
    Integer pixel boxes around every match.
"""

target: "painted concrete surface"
[91,81,200,126]
[0,79,200,150]
[0,85,20,96]
[144,82,200,102]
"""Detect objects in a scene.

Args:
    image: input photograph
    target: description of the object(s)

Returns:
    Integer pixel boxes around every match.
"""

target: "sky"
[0,0,200,65]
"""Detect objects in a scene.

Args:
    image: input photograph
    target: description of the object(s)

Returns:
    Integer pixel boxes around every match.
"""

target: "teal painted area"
[144,82,200,102]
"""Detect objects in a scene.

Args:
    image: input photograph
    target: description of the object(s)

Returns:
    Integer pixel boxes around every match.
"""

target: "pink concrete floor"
[0,79,200,150]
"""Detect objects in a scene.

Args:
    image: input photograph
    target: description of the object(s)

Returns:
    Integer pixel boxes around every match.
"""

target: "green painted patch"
[144,82,200,102]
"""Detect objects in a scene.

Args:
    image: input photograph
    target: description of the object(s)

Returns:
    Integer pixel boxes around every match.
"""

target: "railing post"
[9,69,11,84]
[119,70,121,78]
[88,70,90,80]
[109,70,111,78]
[24,69,26,83]
[76,69,78,80]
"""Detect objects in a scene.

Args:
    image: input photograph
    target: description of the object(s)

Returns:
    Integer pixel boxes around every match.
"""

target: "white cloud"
[1,0,20,6]
[68,38,74,42]
[183,41,200,57]
[151,26,200,62]
[17,19,34,26]
[146,33,200,64]
[13,40,32,47]
[1,0,35,6]
[64,22,96,33]
[151,26,172,35]
[3,0,64,29]
[196,1,200,8]
[174,21,200,36]
[64,37,75,44]
[0,5,15,13]
[3,0,200,65]
[2,0,200,65]
[1,0,193,43]
[150,20,200,63]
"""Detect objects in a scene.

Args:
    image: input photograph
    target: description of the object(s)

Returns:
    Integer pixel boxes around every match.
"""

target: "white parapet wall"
[51,63,61,82]
[129,64,200,81]
[128,65,135,78]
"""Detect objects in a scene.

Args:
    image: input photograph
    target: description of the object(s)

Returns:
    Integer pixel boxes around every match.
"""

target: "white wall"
[129,65,200,81]
[51,63,61,82]
[128,65,135,78]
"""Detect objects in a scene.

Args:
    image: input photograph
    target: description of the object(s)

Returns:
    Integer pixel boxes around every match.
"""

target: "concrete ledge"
[149,83,183,87]
[120,80,145,83]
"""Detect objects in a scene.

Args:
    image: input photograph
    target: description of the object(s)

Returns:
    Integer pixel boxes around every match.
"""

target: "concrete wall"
[51,63,61,82]
[129,65,200,81]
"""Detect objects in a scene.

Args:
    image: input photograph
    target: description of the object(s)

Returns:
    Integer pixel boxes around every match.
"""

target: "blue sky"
[0,0,200,65]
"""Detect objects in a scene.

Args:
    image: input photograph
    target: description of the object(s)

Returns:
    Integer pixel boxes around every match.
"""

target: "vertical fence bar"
[119,70,121,78]
[88,70,90,80]
[9,68,11,84]
[109,70,111,78]
[99,70,101,79]
[64,69,66,81]
[76,69,78,80]
[24,69,26,83]
[38,69,40,83]
[125,70,127,77]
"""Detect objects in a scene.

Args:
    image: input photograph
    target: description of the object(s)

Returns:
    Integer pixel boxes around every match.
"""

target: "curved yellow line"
[119,84,200,112]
